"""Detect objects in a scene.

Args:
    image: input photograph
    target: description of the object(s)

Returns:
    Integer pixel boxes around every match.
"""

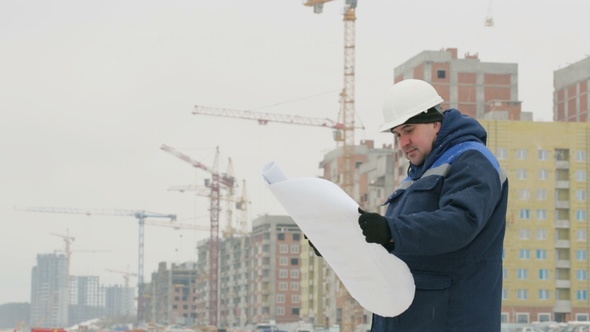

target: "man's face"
[392,122,441,165]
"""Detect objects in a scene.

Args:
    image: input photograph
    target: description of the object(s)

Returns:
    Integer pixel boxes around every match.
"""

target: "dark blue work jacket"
[372,110,509,331]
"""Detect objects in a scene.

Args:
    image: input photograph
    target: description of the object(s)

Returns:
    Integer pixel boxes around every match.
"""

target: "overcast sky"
[1,0,588,304]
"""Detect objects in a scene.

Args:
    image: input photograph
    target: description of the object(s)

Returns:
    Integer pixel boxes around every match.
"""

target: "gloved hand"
[304,234,322,257]
[358,207,392,245]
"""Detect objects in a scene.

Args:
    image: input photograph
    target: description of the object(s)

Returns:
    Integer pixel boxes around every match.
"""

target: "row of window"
[503,289,588,301]
[496,148,586,162]
[518,189,589,201]
[516,228,588,241]
[278,269,300,279]
[506,268,588,280]
[515,249,588,260]
[515,169,588,180]
[503,312,590,324]
[275,294,300,303]
[518,209,588,221]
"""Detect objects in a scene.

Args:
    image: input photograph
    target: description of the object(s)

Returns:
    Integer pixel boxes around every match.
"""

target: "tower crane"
[160,145,234,326]
[192,1,359,196]
[14,205,176,324]
[106,269,137,289]
[168,178,250,237]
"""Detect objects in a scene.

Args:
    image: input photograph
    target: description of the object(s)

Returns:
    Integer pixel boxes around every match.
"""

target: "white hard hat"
[379,79,444,132]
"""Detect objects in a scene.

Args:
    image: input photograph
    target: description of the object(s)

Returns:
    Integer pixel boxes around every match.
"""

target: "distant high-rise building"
[394,47,525,120]
[144,262,197,326]
[30,253,68,328]
[554,55,590,122]
[68,276,104,326]
[193,215,301,327]
[104,285,134,318]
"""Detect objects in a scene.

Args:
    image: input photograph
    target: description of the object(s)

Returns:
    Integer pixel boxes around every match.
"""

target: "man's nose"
[399,134,410,147]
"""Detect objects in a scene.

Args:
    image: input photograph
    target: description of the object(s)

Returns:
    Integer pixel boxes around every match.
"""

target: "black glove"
[304,234,322,257]
[358,207,392,245]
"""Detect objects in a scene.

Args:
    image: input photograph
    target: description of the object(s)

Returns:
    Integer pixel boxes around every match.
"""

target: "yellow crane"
[106,268,137,289]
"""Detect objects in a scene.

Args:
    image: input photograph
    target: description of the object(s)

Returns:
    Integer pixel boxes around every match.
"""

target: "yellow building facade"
[481,119,590,323]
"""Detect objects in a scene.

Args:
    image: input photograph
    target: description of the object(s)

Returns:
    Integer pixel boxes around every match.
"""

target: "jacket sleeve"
[390,150,504,256]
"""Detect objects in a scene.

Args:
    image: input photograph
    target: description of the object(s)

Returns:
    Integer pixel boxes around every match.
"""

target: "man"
[358,79,508,331]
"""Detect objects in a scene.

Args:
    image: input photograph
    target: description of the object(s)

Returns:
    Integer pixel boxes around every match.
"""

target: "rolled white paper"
[261,161,415,317]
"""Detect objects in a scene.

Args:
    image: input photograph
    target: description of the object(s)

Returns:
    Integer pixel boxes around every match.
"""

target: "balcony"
[555,161,570,169]
[556,279,571,288]
[555,181,570,189]
[554,300,571,313]
[555,219,570,228]
[555,200,570,209]
[555,260,571,268]
[555,240,570,248]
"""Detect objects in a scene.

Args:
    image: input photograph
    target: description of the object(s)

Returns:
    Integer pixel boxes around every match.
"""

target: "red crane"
[160,144,235,326]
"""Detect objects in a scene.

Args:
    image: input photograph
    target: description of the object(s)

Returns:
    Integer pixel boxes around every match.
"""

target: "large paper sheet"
[261,161,415,317]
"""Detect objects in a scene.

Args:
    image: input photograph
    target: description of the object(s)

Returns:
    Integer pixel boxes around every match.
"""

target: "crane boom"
[193,105,348,129]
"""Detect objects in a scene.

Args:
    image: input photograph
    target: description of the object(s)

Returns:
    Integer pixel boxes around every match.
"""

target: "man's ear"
[433,121,442,133]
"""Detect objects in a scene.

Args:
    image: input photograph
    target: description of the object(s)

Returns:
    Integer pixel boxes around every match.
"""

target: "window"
[520,249,531,259]
[537,229,548,240]
[437,70,446,79]
[517,290,529,300]
[276,294,285,303]
[278,233,285,241]
[575,150,587,162]
[520,229,531,240]
[279,244,288,253]
[517,269,529,280]
[577,290,588,301]
[290,245,300,253]
[539,269,550,280]
[516,169,528,180]
[576,190,587,201]
[576,270,588,280]
[503,268,509,279]
[576,250,587,260]
[539,289,550,300]
[536,189,548,200]
[576,170,587,181]
[502,289,508,300]
[290,258,299,265]
[538,169,550,180]
[279,257,288,266]
[519,189,531,200]
[517,149,528,160]
[576,230,588,241]
[536,210,547,220]
[279,269,288,278]
[536,249,547,260]
[575,313,589,321]
[576,210,587,221]
[279,282,288,290]
[519,209,531,220]
[276,307,285,315]
[538,149,550,160]
[290,282,299,291]
[292,294,300,303]
[497,148,508,160]
[538,313,552,322]
[290,269,300,278]
[293,233,301,241]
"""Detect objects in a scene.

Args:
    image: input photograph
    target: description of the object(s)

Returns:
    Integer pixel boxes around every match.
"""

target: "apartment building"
[394,47,523,120]
[104,285,134,318]
[554,55,590,122]
[195,215,301,327]
[145,262,198,325]
[68,276,104,326]
[474,119,590,323]
[30,253,69,328]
